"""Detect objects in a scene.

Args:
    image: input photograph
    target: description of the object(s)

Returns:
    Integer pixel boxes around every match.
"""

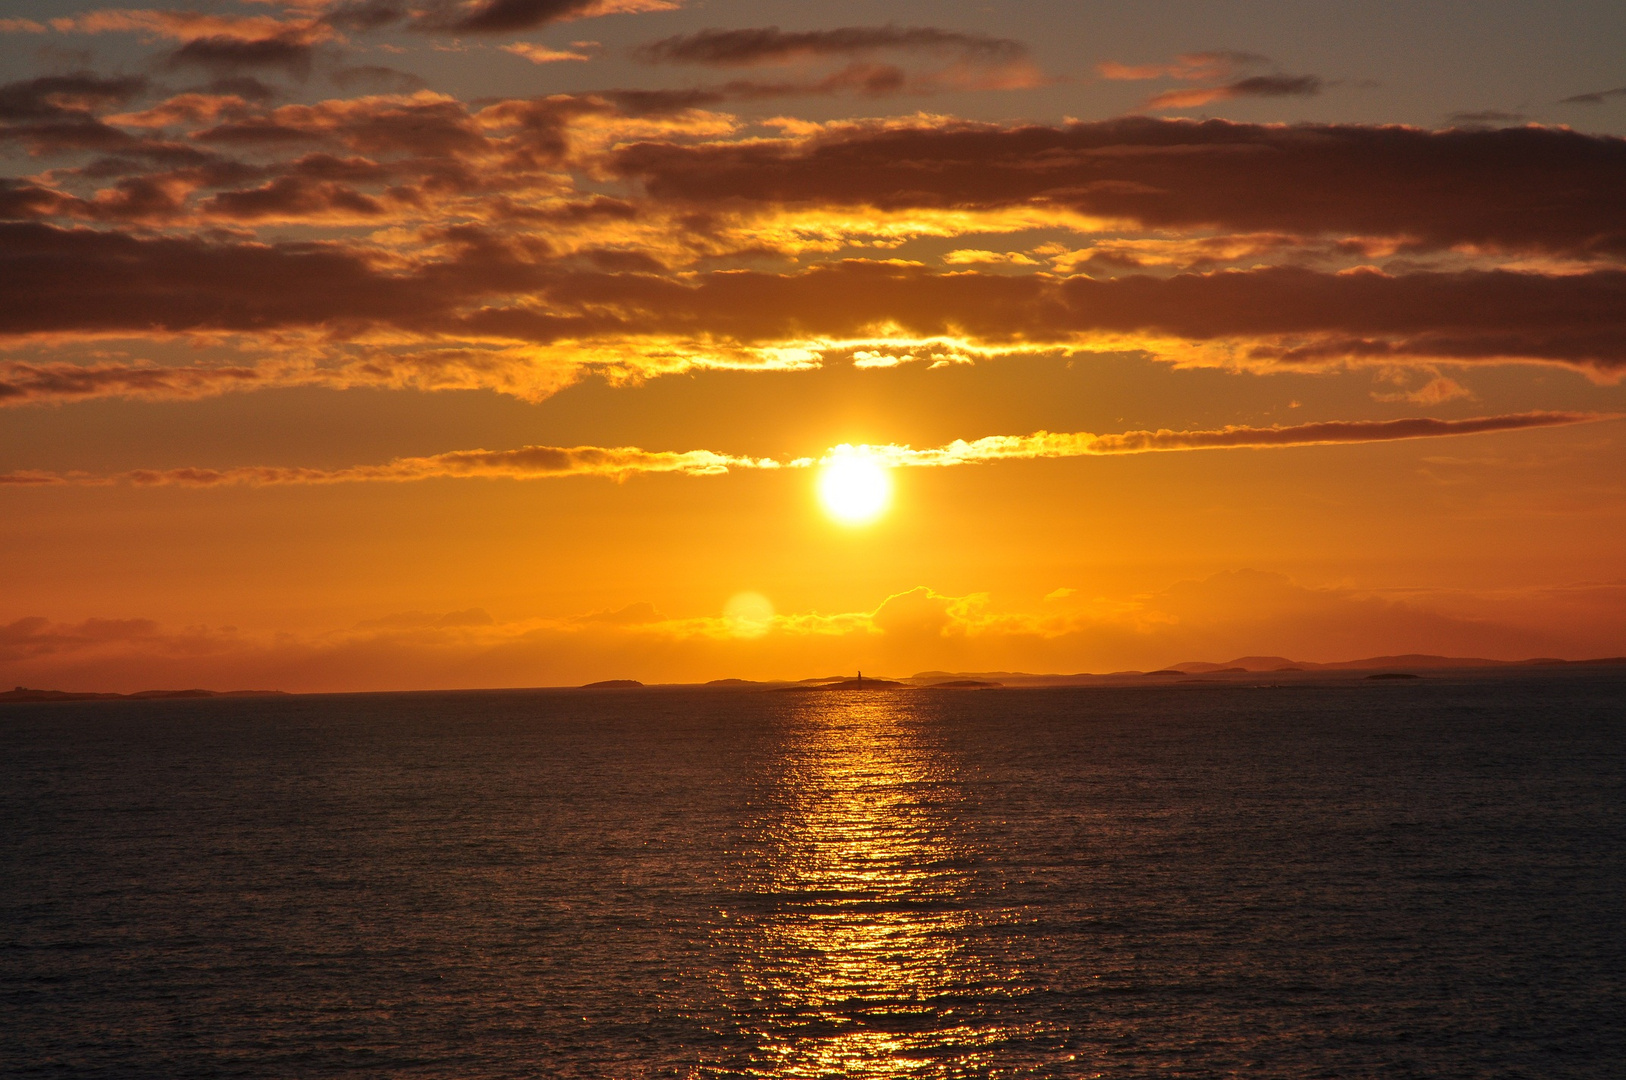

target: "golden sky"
[3,0,1626,689]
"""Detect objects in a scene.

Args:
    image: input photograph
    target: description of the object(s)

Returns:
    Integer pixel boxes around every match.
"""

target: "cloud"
[329,65,427,91]
[5,411,1605,488]
[942,249,1038,266]
[607,62,1042,107]
[502,43,593,63]
[1146,74,1322,110]
[105,91,259,127]
[0,360,265,404]
[0,72,147,121]
[0,221,467,336]
[1560,86,1626,105]
[446,260,1626,371]
[1095,52,1319,111]
[576,601,663,625]
[845,412,1610,468]
[623,24,1042,100]
[0,441,779,487]
[49,9,329,43]
[43,9,334,79]
[199,176,390,220]
[8,229,1626,384]
[355,608,495,629]
[412,0,677,35]
[321,0,410,32]
[8,102,1626,399]
[634,25,1028,66]
[198,76,280,101]
[0,615,161,662]
[1098,51,1270,82]
[16,94,1620,264]
[164,35,318,77]
[0,344,599,407]
[609,117,1626,256]
[1370,367,1474,405]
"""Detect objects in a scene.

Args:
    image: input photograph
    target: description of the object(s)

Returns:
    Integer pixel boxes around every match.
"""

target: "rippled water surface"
[3,675,1624,1077]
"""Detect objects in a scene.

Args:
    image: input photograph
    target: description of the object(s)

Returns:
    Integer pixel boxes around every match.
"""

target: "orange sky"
[3,1,1626,690]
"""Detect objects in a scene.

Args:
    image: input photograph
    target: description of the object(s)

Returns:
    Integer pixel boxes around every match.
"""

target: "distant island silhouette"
[773,676,907,692]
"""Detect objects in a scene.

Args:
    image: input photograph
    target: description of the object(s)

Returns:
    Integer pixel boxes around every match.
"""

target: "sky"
[3,0,1626,690]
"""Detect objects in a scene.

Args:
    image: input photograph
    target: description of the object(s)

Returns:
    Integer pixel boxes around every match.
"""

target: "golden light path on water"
[700,694,1059,1078]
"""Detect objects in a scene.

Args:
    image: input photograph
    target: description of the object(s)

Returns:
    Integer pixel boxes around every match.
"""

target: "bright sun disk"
[818,452,892,525]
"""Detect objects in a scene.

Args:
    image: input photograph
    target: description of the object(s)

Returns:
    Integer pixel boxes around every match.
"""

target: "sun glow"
[818,451,892,526]
[724,591,775,638]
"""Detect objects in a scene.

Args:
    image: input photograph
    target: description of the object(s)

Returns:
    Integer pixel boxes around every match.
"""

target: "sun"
[818,451,892,526]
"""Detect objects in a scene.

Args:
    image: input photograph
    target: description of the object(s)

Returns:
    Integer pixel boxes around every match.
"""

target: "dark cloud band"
[611,117,1626,255]
[634,25,1028,66]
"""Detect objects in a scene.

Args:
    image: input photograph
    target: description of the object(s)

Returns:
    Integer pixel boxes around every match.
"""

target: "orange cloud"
[7,94,1626,411]
[0,442,779,487]
[849,412,1614,468]
[413,0,678,34]
[501,42,594,63]
[49,9,332,43]
[7,231,1626,408]
[1098,51,1269,82]
[1146,75,1321,110]
[5,412,1607,488]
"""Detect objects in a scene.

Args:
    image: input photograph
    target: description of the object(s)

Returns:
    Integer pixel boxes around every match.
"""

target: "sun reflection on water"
[701,694,1055,1078]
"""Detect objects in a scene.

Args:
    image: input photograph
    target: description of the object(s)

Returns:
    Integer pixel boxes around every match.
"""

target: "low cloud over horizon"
[5,570,1624,694]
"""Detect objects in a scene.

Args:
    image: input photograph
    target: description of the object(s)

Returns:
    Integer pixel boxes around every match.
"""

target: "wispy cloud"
[1146,74,1321,110]
[1,443,778,487]
[852,412,1608,467]
[635,25,1028,66]
[1560,86,1626,105]
[502,42,594,63]
[5,412,1607,488]
[1096,51,1320,110]
[411,0,677,35]
[1098,51,1268,82]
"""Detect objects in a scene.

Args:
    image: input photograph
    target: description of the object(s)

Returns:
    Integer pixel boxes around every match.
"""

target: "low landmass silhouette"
[4,653,1622,703]
[0,687,287,703]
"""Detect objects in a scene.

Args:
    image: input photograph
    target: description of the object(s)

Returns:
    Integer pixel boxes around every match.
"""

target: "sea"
[2,672,1623,1078]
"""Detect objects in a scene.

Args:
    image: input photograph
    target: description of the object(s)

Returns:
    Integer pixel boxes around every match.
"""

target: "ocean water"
[2,674,1623,1078]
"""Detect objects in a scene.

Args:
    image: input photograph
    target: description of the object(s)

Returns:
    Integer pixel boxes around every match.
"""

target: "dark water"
[2,675,1624,1078]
